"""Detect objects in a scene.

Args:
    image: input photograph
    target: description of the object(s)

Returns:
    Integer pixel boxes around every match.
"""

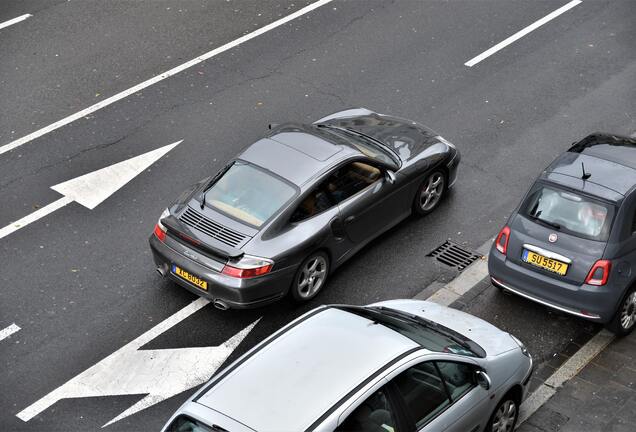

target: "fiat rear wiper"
[529,215,561,230]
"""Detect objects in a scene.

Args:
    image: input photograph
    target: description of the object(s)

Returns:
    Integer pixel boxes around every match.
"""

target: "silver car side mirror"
[385,170,396,184]
[476,370,491,390]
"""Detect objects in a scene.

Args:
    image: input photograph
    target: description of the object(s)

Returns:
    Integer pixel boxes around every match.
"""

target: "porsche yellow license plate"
[522,250,568,276]
[172,265,208,290]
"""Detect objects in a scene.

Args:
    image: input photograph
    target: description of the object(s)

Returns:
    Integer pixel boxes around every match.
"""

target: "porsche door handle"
[344,215,356,223]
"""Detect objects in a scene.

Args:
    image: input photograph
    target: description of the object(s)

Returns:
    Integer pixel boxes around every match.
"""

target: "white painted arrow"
[17,298,259,427]
[0,140,182,240]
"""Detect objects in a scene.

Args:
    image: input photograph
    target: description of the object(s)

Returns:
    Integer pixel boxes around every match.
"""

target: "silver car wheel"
[419,172,445,211]
[620,292,636,330]
[491,400,517,432]
[297,255,327,299]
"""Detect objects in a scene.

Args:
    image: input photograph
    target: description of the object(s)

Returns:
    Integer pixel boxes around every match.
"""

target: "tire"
[607,287,636,336]
[486,396,519,432]
[413,170,446,216]
[290,251,330,303]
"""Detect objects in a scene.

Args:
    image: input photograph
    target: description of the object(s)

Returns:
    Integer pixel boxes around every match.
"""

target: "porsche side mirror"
[385,170,396,184]
[476,370,491,390]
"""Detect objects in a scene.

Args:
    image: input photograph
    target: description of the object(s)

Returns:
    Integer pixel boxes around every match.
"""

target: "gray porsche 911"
[149,108,460,309]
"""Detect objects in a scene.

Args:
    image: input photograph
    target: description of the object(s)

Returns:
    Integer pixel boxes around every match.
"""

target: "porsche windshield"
[204,162,295,227]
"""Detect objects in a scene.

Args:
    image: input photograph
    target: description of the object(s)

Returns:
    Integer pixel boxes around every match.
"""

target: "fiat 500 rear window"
[522,183,615,241]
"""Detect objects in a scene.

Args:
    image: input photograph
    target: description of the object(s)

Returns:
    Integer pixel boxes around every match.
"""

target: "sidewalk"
[518,331,636,432]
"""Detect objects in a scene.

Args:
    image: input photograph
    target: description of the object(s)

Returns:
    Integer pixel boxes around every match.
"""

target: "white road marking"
[0,196,73,240]
[0,14,32,31]
[0,140,181,240]
[0,0,335,156]
[0,323,21,341]
[17,297,259,427]
[464,0,582,67]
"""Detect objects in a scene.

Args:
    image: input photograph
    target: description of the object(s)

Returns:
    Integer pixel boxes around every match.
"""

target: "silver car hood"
[370,299,518,356]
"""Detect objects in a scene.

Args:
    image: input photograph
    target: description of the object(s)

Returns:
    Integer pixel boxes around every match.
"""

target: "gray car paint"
[161,300,532,432]
[150,108,459,308]
[489,133,636,323]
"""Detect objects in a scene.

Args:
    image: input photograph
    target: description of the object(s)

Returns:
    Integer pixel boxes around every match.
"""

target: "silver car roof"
[196,307,420,432]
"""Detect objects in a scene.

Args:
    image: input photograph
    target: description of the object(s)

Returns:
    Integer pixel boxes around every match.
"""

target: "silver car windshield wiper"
[371,306,486,358]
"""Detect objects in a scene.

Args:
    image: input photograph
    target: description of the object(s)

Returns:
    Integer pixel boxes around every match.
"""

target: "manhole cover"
[427,241,482,271]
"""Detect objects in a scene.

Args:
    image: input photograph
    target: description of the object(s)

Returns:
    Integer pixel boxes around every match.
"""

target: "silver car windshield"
[204,162,296,227]
[523,183,615,241]
[336,306,482,358]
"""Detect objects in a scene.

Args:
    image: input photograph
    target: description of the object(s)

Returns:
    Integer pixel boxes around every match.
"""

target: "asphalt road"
[1,0,634,431]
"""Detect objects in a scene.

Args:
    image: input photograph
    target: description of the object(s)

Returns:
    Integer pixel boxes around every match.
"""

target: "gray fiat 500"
[149,108,459,309]
[161,300,532,432]
[489,133,636,335]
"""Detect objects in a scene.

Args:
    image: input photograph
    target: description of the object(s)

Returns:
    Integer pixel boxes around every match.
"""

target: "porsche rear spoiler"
[161,215,244,260]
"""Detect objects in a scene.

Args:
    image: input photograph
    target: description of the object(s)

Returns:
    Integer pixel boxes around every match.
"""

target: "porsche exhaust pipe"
[156,264,168,277]
[213,299,229,311]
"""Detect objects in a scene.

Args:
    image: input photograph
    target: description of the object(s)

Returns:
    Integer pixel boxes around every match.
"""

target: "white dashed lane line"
[0,0,335,156]
[0,14,32,31]
[464,0,582,67]
[0,323,21,341]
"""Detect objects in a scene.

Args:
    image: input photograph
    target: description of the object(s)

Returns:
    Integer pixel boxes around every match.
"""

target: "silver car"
[162,300,533,432]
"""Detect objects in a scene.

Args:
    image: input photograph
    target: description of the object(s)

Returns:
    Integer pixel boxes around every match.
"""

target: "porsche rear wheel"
[290,252,330,302]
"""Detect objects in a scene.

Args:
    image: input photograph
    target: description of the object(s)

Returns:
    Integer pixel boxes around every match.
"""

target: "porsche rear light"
[585,260,611,286]
[222,255,274,279]
[495,226,511,255]
[153,223,166,242]
[153,208,170,242]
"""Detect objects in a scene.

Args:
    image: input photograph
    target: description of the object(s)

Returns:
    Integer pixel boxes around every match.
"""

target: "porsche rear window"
[522,183,615,241]
[204,162,295,227]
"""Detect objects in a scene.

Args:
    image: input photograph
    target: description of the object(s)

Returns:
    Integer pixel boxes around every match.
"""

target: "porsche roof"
[195,307,419,432]
[238,125,360,186]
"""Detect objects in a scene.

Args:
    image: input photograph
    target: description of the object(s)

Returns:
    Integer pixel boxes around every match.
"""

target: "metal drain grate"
[427,241,482,271]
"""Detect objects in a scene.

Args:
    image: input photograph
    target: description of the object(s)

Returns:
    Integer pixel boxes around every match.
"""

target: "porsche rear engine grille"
[427,241,482,271]
[179,207,248,247]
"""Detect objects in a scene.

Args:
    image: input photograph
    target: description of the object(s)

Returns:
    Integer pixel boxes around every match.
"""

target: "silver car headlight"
[510,334,530,357]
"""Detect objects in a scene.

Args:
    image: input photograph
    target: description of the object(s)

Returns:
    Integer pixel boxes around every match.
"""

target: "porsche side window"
[327,161,382,204]
[335,386,399,432]
[291,185,336,222]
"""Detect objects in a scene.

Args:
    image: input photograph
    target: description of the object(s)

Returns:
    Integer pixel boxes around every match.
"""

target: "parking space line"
[0,323,21,341]
[464,0,582,67]
[0,14,32,31]
[0,0,335,156]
